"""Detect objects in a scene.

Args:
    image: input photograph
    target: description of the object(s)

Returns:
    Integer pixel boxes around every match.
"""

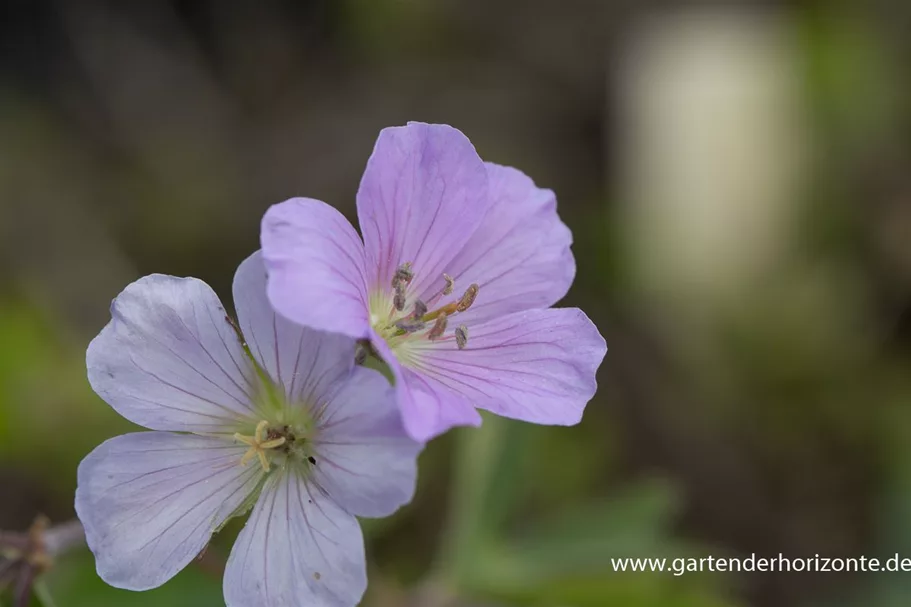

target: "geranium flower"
[261,122,607,441]
[76,252,420,607]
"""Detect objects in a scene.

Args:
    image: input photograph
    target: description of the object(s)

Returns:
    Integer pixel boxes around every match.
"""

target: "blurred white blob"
[617,9,807,314]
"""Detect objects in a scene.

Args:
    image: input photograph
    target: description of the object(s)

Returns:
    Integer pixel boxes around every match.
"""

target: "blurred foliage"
[0,302,130,509]
[41,552,224,607]
[433,418,738,607]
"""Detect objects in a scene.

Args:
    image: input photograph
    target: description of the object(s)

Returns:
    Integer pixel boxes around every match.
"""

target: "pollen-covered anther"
[234,420,286,472]
[456,284,479,313]
[442,273,455,296]
[428,315,448,341]
[393,283,407,312]
[455,324,468,350]
[412,299,428,319]
[391,262,414,288]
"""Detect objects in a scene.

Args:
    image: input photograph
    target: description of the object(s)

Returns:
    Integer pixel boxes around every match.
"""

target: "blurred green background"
[2,1,911,606]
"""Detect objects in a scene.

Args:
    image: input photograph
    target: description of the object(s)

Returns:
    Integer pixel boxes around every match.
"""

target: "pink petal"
[406,308,606,426]
[445,163,576,325]
[370,332,482,442]
[356,122,491,299]
[261,198,370,339]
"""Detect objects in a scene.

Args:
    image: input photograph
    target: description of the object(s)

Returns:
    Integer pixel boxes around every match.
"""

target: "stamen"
[234,420,286,472]
[395,318,426,333]
[428,315,448,340]
[422,301,458,322]
[393,283,406,312]
[455,325,469,350]
[378,264,479,349]
[456,284,479,312]
[392,262,414,288]
[412,299,428,319]
[354,342,368,365]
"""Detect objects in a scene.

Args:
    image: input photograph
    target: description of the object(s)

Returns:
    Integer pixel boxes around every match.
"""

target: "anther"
[443,273,455,296]
[395,318,426,333]
[393,283,407,312]
[455,325,468,350]
[412,299,428,319]
[456,284,479,312]
[392,262,414,288]
[428,315,448,340]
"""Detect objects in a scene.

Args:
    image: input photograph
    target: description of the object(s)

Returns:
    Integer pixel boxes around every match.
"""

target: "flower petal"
[87,274,258,432]
[224,468,366,607]
[233,251,358,405]
[444,163,576,325]
[75,432,262,591]
[261,198,370,339]
[407,308,606,426]
[356,122,491,298]
[312,366,421,517]
[370,333,482,442]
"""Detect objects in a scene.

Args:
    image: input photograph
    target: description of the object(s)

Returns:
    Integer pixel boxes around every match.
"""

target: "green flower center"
[229,326,321,473]
[234,420,318,473]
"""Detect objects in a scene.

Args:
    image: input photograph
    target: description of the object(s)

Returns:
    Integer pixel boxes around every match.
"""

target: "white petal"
[224,467,366,607]
[76,432,262,590]
[232,251,357,405]
[87,274,258,432]
[312,367,421,518]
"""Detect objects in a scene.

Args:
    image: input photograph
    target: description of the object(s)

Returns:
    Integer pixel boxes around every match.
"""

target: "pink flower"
[262,122,606,441]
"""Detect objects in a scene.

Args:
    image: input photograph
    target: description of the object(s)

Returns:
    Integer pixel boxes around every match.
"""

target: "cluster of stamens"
[235,420,308,472]
[383,262,477,350]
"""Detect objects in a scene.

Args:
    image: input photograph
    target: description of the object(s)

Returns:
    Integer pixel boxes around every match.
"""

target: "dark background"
[2,1,911,606]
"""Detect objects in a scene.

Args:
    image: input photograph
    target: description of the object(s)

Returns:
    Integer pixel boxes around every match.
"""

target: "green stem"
[32,581,58,607]
[430,414,507,589]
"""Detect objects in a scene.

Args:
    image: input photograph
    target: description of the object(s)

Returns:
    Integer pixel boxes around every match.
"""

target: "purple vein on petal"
[130,355,251,421]
[185,302,256,404]
[135,324,254,412]
[201,302,256,394]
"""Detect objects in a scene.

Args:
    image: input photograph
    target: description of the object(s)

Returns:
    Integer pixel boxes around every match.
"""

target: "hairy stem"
[0,518,86,607]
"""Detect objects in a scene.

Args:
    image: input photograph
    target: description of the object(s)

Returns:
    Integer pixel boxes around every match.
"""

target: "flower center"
[234,419,317,473]
[370,262,477,352]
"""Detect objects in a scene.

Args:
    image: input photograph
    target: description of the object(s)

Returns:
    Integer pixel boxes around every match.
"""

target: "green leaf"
[464,479,684,592]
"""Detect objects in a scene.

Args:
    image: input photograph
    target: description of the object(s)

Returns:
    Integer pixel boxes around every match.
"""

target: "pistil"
[235,420,287,472]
